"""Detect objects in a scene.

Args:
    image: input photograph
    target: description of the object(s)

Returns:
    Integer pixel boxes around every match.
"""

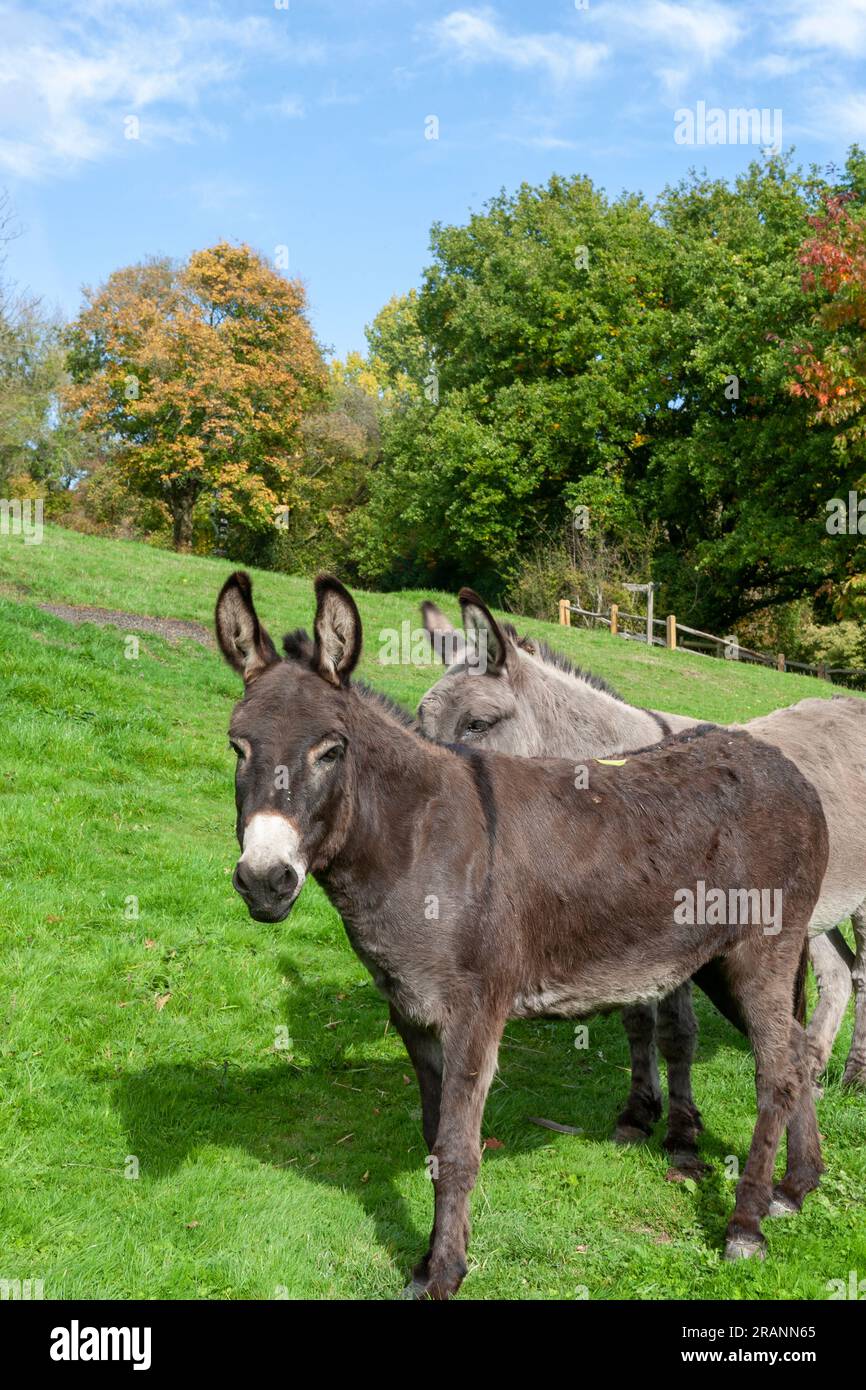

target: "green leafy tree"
[354,176,670,593]
[355,157,856,635]
[643,154,838,627]
[365,291,426,401]
[268,357,384,576]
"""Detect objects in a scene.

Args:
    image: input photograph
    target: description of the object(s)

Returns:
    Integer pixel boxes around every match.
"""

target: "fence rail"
[557,599,866,691]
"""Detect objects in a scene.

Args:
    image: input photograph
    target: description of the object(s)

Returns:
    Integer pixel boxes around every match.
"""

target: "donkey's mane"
[353,678,418,730]
[282,628,314,661]
[282,627,418,730]
[501,621,624,703]
[619,721,718,758]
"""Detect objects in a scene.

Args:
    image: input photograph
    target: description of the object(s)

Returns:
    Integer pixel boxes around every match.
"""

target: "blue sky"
[1,0,865,358]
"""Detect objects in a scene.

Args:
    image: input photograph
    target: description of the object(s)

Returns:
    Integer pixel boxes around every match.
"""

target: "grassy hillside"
[1,522,855,722]
[0,524,863,1301]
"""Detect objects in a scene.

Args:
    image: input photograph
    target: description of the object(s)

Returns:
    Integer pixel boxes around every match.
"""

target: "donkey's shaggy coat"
[419,592,866,1166]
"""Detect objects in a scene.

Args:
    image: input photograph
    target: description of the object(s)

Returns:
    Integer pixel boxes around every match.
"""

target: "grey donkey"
[418,591,866,1167]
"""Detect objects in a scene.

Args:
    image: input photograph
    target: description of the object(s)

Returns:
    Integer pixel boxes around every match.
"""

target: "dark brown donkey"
[215,571,829,1299]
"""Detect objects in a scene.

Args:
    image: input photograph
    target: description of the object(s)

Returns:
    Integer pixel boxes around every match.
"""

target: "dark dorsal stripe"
[446,742,498,847]
[620,721,717,758]
[642,708,671,738]
[523,633,624,702]
[353,679,418,729]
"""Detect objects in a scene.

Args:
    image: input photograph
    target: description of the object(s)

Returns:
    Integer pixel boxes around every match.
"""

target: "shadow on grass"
[103,962,753,1284]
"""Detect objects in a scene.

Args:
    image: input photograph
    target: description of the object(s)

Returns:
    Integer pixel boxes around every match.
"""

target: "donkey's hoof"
[614,1122,652,1145]
[768,1193,799,1218]
[665,1154,711,1181]
[401,1278,429,1300]
[724,1234,766,1262]
[404,1257,466,1301]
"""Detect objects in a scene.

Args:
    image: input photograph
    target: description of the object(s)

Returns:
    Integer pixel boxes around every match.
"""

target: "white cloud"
[515,136,578,150]
[750,52,810,78]
[429,8,608,85]
[320,83,362,108]
[656,67,690,100]
[782,0,866,56]
[266,96,306,119]
[809,87,866,142]
[602,1,746,63]
[0,3,321,180]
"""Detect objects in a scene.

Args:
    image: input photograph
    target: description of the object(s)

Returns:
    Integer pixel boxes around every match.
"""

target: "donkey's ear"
[421,600,465,664]
[215,572,279,684]
[313,575,362,687]
[458,588,514,676]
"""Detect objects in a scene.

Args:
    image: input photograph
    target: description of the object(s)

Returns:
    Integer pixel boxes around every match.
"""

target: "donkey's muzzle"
[232,859,300,922]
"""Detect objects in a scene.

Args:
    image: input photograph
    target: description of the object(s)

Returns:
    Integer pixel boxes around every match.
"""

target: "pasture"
[1,525,864,1300]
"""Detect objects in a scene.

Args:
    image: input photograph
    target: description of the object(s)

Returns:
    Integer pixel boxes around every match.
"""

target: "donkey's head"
[417,590,536,755]
[417,589,626,760]
[215,571,362,922]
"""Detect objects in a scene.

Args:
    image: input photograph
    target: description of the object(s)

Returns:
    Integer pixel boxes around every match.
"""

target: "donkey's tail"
[793,939,810,1026]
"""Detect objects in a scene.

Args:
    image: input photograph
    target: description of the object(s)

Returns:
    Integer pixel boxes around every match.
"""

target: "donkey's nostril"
[266,862,298,898]
[233,862,253,896]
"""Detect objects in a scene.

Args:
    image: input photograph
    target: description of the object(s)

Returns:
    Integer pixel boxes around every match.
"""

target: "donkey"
[418,592,866,1157]
[216,570,828,1298]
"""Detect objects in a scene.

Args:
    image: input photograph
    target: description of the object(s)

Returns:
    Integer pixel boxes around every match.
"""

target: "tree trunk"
[172,497,195,551]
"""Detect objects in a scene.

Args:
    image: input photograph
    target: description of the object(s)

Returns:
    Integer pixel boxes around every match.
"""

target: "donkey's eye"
[317,744,343,764]
[465,719,490,734]
[229,740,247,759]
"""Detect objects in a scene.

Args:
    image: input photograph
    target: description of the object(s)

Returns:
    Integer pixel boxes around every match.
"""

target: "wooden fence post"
[609,603,618,637]
[818,661,828,681]
[666,614,676,649]
[559,598,572,627]
[777,653,785,672]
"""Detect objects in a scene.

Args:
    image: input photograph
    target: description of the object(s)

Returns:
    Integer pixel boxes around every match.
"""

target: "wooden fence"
[557,599,866,691]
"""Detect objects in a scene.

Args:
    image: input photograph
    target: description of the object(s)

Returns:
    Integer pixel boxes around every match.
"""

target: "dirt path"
[37,602,214,647]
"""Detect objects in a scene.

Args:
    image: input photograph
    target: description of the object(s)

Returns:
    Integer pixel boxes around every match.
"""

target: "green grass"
[1,524,864,1300]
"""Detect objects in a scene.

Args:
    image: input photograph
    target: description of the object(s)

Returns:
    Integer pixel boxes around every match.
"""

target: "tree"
[787,149,866,618]
[354,157,854,633]
[0,190,85,500]
[642,154,838,628]
[353,175,671,594]
[790,199,866,444]
[274,355,384,576]
[65,243,325,550]
[364,291,426,401]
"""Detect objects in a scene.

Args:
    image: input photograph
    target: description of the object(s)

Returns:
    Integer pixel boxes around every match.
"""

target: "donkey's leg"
[409,1009,505,1301]
[768,1018,824,1217]
[614,1002,663,1143]
[807,929,853,1084]
[725,1006,802,1261]
[843,906,866,1087]
[656,983,704,1173]
[388,1003,442,1151]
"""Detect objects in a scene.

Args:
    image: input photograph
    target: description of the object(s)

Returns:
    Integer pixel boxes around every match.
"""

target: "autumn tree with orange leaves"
[790,188,866,450]
[66,243,325,550]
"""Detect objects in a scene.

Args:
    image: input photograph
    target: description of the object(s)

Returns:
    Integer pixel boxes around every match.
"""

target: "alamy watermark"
[378,621,488,672]
[826,492,866,535]
[827,1270,866,1300]
[0,1278,44,1300]
[50,1322,152,1370]
[0,497,43,544]
[674,880,783,936]
[674,102,782,152]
